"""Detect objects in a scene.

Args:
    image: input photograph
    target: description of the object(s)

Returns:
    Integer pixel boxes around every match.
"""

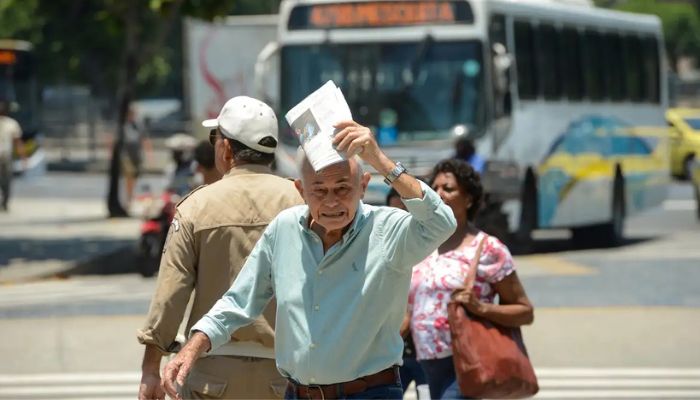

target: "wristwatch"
[384,162,407,185]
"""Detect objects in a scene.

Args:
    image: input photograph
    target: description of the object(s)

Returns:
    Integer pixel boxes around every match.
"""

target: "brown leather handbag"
[447,237,539,399]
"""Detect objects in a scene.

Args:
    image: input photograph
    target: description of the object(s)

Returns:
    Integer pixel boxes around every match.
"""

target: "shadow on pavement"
[511,236,658,255]
[0,237,143,281]
[0,215,114,228]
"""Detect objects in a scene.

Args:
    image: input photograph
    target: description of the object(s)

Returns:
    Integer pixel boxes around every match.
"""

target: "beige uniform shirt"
[137,164,304,355]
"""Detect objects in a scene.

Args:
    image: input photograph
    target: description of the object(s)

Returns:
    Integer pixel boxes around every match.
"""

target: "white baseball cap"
[202,96,278,154]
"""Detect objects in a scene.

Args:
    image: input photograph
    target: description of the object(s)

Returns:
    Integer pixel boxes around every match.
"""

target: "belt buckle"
[305,384,325,400]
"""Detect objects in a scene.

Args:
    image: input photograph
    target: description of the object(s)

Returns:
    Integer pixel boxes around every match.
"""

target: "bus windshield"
[280,40,484,144]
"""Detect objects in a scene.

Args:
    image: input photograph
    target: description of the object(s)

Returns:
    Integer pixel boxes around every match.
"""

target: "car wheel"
[684,155,696,181]
[695,182,700,221]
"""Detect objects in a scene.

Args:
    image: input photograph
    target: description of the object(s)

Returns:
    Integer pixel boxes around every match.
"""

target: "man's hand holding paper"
[284,80,354,171]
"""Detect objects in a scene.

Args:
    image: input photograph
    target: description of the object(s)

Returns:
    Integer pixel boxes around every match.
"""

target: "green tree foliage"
[597,0,700,71]
[0,0,41,41]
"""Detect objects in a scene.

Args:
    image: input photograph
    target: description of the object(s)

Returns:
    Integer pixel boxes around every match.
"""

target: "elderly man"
[162,120,457,400]
[137,96,303,400]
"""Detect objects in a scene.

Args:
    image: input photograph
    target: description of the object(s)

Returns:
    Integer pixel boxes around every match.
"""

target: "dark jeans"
[284,382,403,399]
[400,356,427,394]
[419,356,473,400]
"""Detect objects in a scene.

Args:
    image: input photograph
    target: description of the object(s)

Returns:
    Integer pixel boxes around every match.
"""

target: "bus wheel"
[514,172,537,252]
[572,173,625,248]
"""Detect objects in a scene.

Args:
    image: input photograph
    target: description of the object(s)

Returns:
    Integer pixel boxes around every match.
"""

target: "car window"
[683,118,700,131]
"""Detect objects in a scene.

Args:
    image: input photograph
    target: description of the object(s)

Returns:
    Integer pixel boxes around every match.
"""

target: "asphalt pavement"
[0,172,165,283]
[1,172,700,399]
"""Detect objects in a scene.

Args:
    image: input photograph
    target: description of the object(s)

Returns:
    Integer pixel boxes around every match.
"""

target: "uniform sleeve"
[481,235,515,284]
[137,209,197,354]
[190,219,276,352]
[381,181,457,271]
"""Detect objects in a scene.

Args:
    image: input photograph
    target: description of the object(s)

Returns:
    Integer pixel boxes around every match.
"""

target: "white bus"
[257,0,669,245]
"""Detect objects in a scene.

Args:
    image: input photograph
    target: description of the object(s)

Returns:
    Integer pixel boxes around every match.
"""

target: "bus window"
[514,20,537,100]
[643,37,660,103]
[604,33,626,102]
[537,23,561,100]
[623,35,643,102]
[582,29,605,101]
[559,27,583,101]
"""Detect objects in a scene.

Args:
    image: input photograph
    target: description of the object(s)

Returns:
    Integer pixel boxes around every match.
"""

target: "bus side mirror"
[255,41,280,110]
[492,42,512,98]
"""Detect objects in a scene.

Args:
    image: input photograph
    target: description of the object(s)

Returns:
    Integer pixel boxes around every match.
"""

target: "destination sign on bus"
[0,50,17,65]
[288,1,474,30]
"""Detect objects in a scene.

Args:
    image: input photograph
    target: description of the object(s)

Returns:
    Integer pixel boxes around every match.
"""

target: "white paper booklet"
[284,81,353,172]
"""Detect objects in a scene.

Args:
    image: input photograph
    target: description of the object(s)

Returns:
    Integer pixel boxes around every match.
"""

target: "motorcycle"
[135,133,197,277]
[136,189,179,277]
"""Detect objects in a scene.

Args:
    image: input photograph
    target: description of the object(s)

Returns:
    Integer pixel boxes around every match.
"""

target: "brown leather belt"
[287,366,399,399]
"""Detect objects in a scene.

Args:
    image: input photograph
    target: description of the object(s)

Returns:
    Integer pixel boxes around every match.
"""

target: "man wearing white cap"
[137,96,303,400]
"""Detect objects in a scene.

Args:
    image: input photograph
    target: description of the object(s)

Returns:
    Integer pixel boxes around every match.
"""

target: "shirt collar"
[223,164,273,179]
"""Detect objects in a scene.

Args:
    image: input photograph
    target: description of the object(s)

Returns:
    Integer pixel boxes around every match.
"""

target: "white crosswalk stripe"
[534,368,700,399]
[401,368,700,400]
[3,368,699,400]
[0,373,139,400]
[0,275,155,309]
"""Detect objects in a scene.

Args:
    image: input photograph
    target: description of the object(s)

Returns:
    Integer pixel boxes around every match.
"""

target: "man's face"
[296,159,370,234]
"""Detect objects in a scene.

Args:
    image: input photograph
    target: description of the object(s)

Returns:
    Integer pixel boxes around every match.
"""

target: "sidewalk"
[0,173,150,283]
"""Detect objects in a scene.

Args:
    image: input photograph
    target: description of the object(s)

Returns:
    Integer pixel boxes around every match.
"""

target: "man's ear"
[360,172,370,196]
[294,179,305,199]
[222,139,235,166]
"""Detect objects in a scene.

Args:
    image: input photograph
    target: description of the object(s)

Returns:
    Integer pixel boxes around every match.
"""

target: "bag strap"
[462,234,487,292]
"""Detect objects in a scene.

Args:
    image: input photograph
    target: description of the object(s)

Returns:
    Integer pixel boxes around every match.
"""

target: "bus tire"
[572,172,625,248]
[514,170,537,252]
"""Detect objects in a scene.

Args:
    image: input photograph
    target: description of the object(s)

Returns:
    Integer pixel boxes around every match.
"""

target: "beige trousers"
[180,356,286,399]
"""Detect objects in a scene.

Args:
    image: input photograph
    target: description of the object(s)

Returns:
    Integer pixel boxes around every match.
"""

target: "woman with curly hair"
[406,158,534,399]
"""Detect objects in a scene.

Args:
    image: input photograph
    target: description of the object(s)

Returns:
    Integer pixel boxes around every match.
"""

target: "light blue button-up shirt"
[191,181,456,385]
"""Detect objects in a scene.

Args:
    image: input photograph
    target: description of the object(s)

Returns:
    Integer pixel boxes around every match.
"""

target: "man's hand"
[161,332,211,400]
[140,345,165,400]
[332,120,383,168]
[139,371,165,400]
[333,120,423,199]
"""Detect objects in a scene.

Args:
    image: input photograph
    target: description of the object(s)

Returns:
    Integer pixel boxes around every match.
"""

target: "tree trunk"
[106,0,185,217]
[107,0,140,218]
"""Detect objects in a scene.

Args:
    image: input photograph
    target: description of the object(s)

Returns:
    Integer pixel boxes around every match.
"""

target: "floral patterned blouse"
[408,231,515,360]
